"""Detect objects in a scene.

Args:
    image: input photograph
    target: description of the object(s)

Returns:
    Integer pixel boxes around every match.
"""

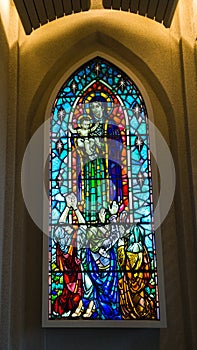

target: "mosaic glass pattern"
[48,57,160,321]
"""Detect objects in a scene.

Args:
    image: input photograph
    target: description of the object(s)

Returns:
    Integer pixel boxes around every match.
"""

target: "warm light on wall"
[0,0,19,47]
[0,0,10,30]
[193,0,197,36]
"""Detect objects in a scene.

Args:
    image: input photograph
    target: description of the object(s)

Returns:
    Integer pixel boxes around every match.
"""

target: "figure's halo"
[77,114,93,125]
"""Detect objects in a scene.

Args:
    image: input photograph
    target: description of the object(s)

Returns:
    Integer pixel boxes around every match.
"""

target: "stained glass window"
[47,57,160,323]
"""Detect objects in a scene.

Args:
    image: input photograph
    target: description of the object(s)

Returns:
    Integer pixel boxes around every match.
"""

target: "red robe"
[53,243,82,315]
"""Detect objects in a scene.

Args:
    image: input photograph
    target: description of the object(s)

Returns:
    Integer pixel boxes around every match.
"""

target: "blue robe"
[82,247,122,320]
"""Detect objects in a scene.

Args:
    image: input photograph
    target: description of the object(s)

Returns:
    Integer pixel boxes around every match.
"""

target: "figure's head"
[64,225,74,235]
[80,117,91,129]
[89,101,104,121]
[109,200,119,215]
[88,95,109,121]
[99,207,106,223]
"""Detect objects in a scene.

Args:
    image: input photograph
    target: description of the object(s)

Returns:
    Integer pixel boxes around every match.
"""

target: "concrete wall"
[0,0,196,349]
[0,2,19,349]
[0,11,9,350]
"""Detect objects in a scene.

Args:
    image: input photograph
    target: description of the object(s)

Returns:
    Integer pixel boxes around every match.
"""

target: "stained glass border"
[42,56,166,328]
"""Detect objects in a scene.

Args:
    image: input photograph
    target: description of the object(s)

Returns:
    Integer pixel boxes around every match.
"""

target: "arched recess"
[25,29,175,141]
[16,21,179,331]
[41,55,168,327]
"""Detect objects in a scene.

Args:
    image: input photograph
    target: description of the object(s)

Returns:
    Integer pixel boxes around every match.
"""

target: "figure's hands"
[68,123,75,133]
[109,201,119,215]
[66,193,77,209]
[99,247,110,258]
[99,208,106,223]
[119,225,125,238]
[120,210,128,223]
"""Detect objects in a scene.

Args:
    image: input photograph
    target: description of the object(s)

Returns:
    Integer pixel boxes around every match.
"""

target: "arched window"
[46,57,162,325]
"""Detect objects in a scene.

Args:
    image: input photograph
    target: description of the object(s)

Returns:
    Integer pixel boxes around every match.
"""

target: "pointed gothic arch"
[45,56,164,326]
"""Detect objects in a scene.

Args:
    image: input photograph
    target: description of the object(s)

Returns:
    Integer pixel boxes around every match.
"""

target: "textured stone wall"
[0,0,196,349]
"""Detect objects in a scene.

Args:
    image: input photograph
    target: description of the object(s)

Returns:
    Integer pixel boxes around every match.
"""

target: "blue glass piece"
[51,180,57,188]
[61,102,72,114]
[59,150,68,161]
[77,83,82,90]
[137,122,146,134]
[141,145,148,159]
[51,247,56,256]
[51,140,57,149]
[52,171,59,180]
[53,124,60,134]
[141,214,151,222]
[52,283,57,290]
[145,236,153,249]
[140,160,148,172]
[140,223,152,233]
[132,165,141,174]
[126,95,134,105]
[52,157,61,171]
[64,87,71,93]
[130,135,136,145]
[60,186,68,195]
[133,191,149,201]
[108,67,113,75]
[61,121,67,131]
[141,184,149,192]
[52,208,61,221]
[78,70,84,77]
[135,206,150,217]
[86,67,90,75]
[56,98,64,105]
[133,201,138,209]
[51,118,57,126]
[53,193,65,202]
[130,116,139,130]
[122,100,130,109]
[134,213,141,219]
[137,97,141,104]
[132,149,141,161]
[51,189,59,196]
[108,78,113,85]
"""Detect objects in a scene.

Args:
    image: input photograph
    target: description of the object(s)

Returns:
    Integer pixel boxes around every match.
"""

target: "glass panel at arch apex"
[48,57,160,322]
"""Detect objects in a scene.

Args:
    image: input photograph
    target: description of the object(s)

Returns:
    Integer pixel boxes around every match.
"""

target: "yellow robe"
[118,244,156,320]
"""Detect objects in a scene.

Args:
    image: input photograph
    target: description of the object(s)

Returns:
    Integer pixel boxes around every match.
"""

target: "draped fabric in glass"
[48,57,160,321]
